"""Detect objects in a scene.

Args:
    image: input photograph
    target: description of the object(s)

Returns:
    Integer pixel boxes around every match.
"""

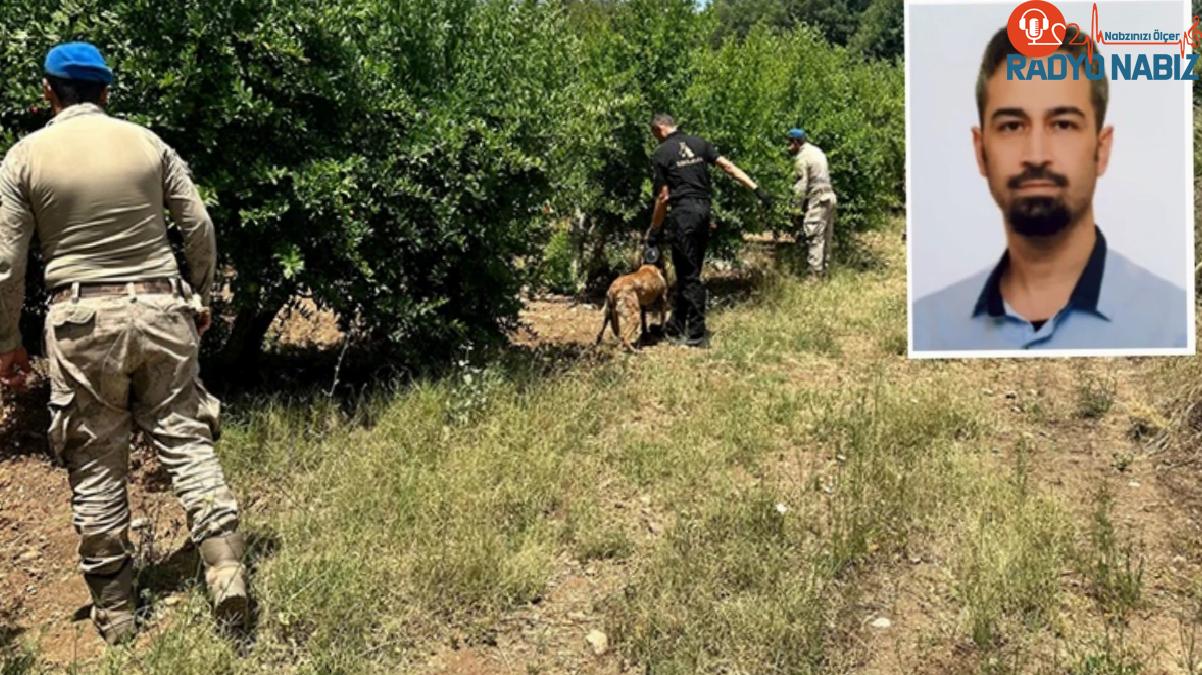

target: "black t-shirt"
[651,130,720,207]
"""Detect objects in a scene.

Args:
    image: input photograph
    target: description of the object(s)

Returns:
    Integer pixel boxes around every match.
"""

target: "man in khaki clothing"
[787,128,837,276]
[0,42,248,645]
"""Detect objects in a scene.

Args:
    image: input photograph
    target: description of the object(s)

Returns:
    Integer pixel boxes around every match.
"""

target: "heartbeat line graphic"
[1064,4,1202,60]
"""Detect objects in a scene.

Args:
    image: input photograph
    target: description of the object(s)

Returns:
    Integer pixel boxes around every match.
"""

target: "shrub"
[538,227,580,296]
[684,25,905,254]
[1,0,906,371]
[560,5,905,281]
[0,0,581,373]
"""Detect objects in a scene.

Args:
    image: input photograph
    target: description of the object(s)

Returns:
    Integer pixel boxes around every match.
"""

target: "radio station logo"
[1003,0,1202,81]
[1007,0,1067,57]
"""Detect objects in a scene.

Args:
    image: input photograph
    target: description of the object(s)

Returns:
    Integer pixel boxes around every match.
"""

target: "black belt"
[51,279,178,304]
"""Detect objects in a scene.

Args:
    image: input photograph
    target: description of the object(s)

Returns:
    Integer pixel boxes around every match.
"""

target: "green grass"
[0,643,39,675]
[1076,369,1118,420]
[1079,485,1145,621]
[953,453,1073,650]
[24,225,1176,673]
[1064,629,1145,675]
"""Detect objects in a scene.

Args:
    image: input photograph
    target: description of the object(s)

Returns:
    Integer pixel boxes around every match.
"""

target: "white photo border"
[904,0,1197,359]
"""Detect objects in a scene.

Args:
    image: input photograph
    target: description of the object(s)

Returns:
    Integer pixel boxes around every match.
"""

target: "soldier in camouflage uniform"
[0,42,248,645]
[787,128,838,276]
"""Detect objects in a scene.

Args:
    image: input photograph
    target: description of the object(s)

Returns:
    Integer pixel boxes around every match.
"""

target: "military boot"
[198,532,249,628]
[84,559,137,645]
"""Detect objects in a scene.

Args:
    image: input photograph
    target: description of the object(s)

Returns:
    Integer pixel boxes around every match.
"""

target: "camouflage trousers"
[797,194,837,275]
[45,288,238,576]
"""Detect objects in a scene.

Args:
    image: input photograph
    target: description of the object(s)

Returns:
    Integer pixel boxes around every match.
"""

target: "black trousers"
[666,202,710,340]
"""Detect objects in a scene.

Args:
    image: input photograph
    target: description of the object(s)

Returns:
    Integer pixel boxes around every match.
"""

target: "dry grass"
[5,221,1201,674]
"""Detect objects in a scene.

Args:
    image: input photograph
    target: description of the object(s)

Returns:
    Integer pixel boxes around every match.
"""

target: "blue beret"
[786,128,807,142]
[44,42,113,84]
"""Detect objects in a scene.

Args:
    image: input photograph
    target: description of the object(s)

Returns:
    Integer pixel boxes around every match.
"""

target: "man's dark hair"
[975,25,1108,131]
[650,113,676,128]
[46,75,107,107]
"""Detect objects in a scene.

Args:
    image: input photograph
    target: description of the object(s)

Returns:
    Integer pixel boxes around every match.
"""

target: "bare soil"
[0,298,341,667]
[857,361,1202,674]
[0,404,191,666]
[5,240,1200,673]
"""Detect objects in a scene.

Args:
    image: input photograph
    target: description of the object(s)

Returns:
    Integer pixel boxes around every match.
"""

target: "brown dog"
[595,264,668,351]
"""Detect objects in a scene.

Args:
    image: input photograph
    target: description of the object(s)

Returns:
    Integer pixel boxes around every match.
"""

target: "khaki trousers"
[800,194,837,275]
[45,289,238,575]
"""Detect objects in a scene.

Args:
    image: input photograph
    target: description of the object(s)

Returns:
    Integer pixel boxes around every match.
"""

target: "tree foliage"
[1,0,905,372]
[708,0,903,61]
[684,25,904,254]
[849,0,905,62]
[1,0,580,371]
[556,2,904,278]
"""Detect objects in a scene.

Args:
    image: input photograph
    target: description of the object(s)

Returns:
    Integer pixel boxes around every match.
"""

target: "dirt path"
[500,256,1202,674]
[0,301,341,668]
[0,419,192,666]
[857,360,1202,674]
[5,238,1200,673]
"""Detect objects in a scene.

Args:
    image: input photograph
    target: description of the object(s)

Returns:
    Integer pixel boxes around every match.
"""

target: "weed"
[1080,485,1144,619]
[1067,628,1144,675]
[1181,618,1202,675]
[1110,451,1134,473]
[0,643,39,675]
[446,343,501,427]
[954,462,1071,650]
[1077,372,1118,420]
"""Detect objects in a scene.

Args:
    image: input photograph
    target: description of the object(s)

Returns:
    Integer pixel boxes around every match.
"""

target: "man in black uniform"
[646,114,771,347]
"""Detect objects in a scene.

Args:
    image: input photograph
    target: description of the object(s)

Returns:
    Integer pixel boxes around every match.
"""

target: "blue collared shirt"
[912,228,1188,352]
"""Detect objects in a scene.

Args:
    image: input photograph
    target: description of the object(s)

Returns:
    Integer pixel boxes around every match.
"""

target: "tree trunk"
[583,217,618,301]
[203,302,283,389]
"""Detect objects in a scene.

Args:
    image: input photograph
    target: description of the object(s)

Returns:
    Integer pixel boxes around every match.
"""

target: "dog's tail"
[594,300,611,345]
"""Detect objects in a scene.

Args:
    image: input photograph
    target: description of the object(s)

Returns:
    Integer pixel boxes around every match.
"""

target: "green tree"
[2,0,907,374]
[554,0,709,293]
[554,0,904,287]
[3,0,375,370]
[685,25,903,251]
[849,0,904,61]
[0,0,583,377]
[709,0,878,48]
[708,0,794,43]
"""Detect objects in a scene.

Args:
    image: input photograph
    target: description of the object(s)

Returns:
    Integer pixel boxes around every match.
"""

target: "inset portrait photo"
[906,0,1196,357]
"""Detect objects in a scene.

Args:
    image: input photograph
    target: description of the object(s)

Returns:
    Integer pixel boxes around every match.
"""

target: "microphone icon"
[1019,8,1051,42]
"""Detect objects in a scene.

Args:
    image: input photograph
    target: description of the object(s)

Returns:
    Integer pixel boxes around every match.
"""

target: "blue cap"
[44,42,113,84]
[786,128,807,142]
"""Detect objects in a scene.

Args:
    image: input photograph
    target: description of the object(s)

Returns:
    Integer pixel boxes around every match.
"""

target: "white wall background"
[906,0,1193,301]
